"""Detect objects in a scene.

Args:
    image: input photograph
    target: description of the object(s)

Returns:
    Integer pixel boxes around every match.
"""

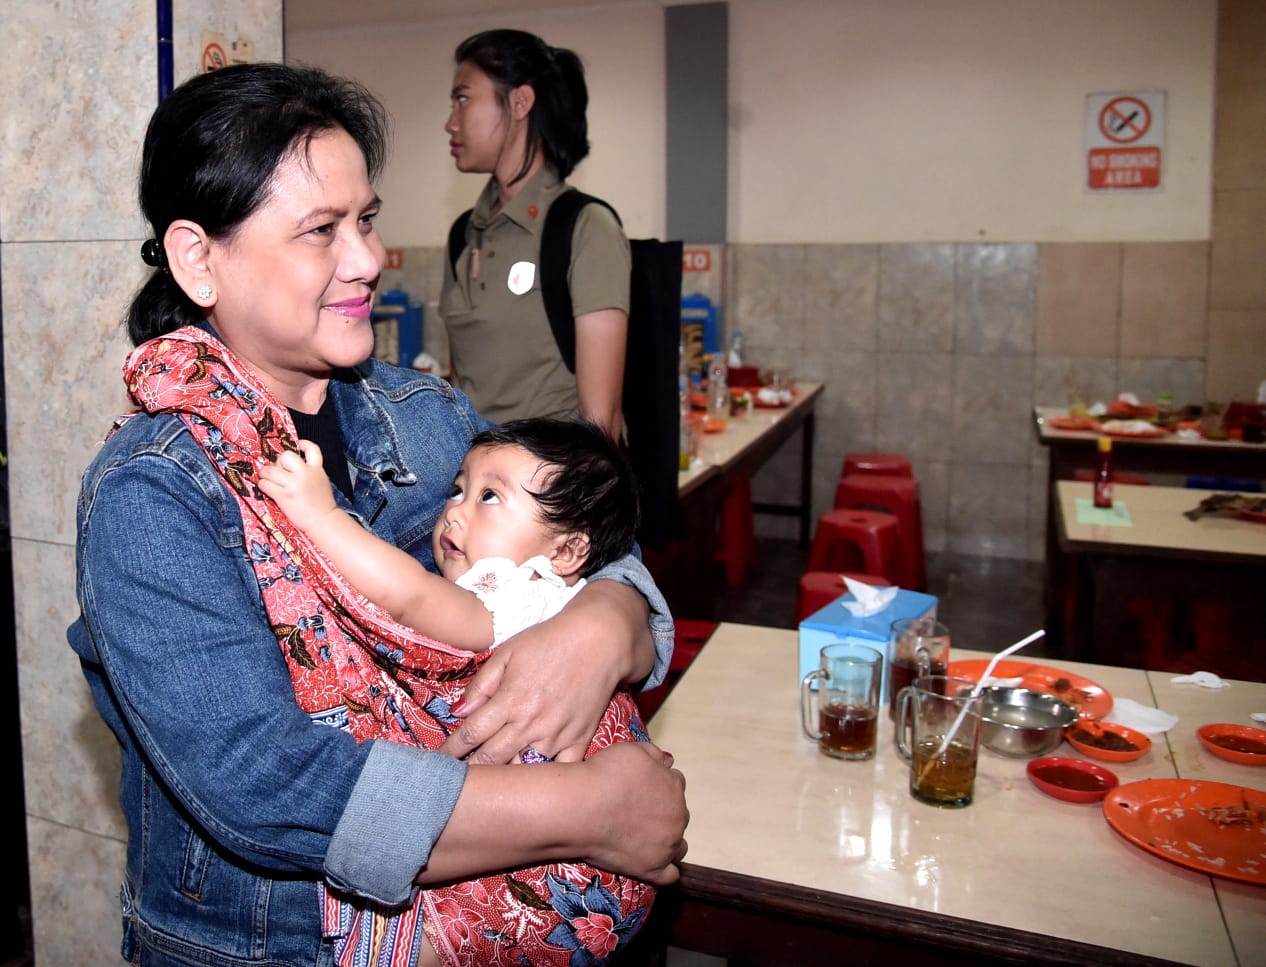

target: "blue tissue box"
[798,589,938,698]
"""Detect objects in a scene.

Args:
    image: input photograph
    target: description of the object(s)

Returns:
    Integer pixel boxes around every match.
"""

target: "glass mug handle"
[914,644,931,678]
[894,686,915,761]
[800,668,827,741]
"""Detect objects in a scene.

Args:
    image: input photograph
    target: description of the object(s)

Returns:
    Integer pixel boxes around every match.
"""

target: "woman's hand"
[421,741,688,886]
[440,581,653,764]
[578,742,689,884]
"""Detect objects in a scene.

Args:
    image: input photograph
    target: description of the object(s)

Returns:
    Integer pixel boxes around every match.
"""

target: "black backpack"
[447,190,683,548]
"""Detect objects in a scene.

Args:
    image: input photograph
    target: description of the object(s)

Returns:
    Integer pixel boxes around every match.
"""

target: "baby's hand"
[257,440,337,530]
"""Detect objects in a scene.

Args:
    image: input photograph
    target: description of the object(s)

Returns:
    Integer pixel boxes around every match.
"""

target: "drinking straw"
[916,629,1046,780]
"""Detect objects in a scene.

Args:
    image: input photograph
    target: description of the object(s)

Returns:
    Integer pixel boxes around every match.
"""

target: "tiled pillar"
[0,3,281,961]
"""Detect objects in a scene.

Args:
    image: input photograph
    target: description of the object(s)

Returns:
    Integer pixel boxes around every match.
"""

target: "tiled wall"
[385,238,1217,562]
[1,3,284,963]
[729,240,1213,560]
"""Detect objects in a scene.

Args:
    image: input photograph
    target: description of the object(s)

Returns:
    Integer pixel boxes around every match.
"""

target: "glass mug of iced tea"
[894,675,984,808]
[800,643,883,760]
[887,617,951,718]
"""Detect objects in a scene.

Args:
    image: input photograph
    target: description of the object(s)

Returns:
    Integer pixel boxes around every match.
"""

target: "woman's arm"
[259,443,493,649]
[418,742,688,886]
[441,573,664,765]
[573,307,628,440]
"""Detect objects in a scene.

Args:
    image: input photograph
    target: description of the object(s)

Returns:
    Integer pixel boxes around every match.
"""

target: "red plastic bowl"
[1027,756,1119,804]
[1197,723,1266,766]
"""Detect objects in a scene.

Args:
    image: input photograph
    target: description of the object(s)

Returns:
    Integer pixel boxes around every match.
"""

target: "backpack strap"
[447,208,474,279]
[539,189,622,374]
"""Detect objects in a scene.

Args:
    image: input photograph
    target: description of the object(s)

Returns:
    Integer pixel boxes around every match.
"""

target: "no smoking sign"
[1086,91,1164,191]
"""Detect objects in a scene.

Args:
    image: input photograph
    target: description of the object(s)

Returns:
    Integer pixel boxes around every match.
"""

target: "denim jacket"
[67,356,674,965]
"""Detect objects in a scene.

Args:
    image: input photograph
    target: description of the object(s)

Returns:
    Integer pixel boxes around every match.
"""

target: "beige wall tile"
[1116,358,1206,408]
[877,244,954,352]
[27,817,125,966]
[1206,309,1266,401]
[726,244,806,358]
[911,458,950,555]
[951,354,1034,465]
[1210,188,1266,310]
[804,245,879,353]
[954,243,1036,355]
[1214,0,1266,191]
[16,540,124,839]
[4,241,138,546]
[0,2,150,242]
[874,351,954,461]
[1033,355,1118,413]
[1035,243,1120,356]
[1119,242,1210,358]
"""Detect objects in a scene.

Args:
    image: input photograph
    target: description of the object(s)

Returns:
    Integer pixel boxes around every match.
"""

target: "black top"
[289,394,354,500]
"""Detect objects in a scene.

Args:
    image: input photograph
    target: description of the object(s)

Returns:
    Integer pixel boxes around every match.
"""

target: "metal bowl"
[980,687,1079,758]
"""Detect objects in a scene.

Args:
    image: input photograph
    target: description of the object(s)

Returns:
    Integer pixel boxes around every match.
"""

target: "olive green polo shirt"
[440,166,631,424]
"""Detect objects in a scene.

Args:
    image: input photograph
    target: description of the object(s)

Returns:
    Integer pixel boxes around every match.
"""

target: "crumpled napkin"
[840,577,899,617]
[1169,671,1231,689]
[1103,696,1179,734]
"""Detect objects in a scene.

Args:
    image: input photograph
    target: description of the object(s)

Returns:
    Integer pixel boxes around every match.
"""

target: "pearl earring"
[196,285,213,301]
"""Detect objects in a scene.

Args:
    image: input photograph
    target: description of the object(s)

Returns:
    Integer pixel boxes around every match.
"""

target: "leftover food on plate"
[1103,779,1266,885]
[1100,419,1167,438]
[1183,493,1266,521]
[1046,415,1102,432]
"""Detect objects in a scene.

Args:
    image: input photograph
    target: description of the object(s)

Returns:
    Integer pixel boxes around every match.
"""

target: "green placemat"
[1074,497,1132,527]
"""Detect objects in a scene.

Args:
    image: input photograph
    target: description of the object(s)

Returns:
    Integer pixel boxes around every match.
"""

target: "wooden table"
[1053,482,1266,664]
[1035,408,1266,651]
[650,383,822,618]
[1145,671,1266,964]
[642,623,1263,966]
[1033,407,1266,485]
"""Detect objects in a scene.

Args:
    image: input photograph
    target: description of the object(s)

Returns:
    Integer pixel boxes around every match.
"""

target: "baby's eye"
[447,483,464,502]
[479,488,501,504]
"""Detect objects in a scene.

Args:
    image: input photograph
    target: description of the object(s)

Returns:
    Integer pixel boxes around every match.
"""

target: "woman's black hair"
[126,63,389,346]
[455,29,590,184]
[469,418,639,577]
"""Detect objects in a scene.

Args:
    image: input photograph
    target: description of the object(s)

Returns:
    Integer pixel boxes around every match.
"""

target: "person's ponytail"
[537,46,590,178]
[125,266,201,346]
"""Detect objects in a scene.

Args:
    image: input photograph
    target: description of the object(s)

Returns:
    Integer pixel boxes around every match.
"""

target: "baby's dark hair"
[470,418,639,577]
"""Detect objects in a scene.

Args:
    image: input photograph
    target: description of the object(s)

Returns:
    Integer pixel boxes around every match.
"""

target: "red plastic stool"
[833,474,926,591]
[1072,469,1152,486]
[842,452,913,479]
[806,509,899,585]
[796,570,892,623]
[714,473,756,585]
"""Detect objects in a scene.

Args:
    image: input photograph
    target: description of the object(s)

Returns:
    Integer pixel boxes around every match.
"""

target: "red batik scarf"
[121,327,653,967]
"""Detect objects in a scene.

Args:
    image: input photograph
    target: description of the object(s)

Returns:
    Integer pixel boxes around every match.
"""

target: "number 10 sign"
[1086,91,1165,191]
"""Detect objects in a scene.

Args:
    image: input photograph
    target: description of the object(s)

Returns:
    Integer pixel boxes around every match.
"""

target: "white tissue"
[1103,697,1179,734]
[1117,392,1140,405]
[1169,671,1230,689]
[1251,712,1266,724]
[839,577,899,617]
[1258,379,1266,405]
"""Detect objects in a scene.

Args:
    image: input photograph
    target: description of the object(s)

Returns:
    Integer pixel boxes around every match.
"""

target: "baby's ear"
[550,532,591,580]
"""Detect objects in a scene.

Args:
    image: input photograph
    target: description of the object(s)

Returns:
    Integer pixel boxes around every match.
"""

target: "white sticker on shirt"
[507,261,535,296]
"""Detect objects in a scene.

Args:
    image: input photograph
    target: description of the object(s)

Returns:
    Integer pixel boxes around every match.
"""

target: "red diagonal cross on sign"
[1099,96,1151,144]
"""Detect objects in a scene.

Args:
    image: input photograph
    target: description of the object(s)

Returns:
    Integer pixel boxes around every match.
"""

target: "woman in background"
[441,29,629,440]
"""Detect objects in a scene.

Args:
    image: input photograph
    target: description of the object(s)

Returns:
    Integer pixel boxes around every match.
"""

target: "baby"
[259,416,641,654]
[259,417,649,967]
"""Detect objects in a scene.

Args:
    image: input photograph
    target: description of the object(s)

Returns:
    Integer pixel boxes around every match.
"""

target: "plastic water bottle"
[707,354,729,425]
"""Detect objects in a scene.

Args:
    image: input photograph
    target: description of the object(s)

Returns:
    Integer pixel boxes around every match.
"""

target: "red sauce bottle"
[1093,436,1114,508]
